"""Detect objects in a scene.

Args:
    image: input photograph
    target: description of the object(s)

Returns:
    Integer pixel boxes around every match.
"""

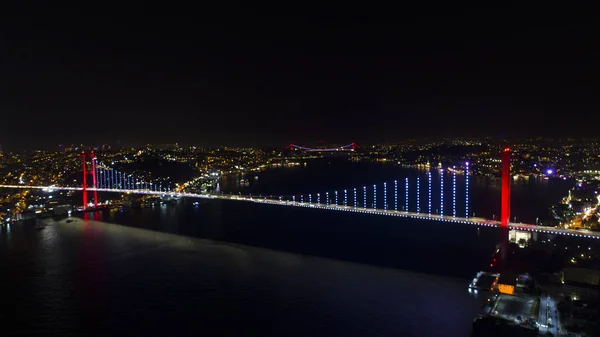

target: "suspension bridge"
[287,143,357,152]
[1,148,598,240]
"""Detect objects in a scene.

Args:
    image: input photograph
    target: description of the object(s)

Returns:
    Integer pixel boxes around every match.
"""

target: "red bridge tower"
[501,148,511,227]
[81,151,98,210]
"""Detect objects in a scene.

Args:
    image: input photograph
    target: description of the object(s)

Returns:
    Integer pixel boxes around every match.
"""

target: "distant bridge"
[287,143,357,152]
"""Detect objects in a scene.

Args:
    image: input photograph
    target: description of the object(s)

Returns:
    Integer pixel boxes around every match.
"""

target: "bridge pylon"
[500,147,511,228]
[81,151,98,210]
[499,147,511,265]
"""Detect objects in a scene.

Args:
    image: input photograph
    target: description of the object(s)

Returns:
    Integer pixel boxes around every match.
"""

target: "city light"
[3,143,599,245]
[317,193,320,205]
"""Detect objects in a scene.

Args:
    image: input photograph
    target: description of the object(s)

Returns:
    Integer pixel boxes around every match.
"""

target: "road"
[539,294,562,336]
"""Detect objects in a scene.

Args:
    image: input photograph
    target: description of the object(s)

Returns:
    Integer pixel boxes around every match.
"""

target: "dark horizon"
[5,135,599,152]
[1,5,599,150]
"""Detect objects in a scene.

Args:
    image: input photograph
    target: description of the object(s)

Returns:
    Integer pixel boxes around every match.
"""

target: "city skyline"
[3,4,600,336]
[1,5,599,149]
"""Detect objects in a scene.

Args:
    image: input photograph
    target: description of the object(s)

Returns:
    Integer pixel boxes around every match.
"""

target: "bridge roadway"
[2,184,599,240]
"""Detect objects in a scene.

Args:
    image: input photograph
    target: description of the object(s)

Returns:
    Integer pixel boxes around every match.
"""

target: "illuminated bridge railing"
[241,198,600,240]
[1,183,599,240]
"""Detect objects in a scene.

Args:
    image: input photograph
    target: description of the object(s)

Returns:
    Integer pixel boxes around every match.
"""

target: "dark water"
[0,160,573,336]
[2,209,490,337]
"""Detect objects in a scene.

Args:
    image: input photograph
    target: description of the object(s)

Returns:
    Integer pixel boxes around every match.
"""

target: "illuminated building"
[497,272,517,295]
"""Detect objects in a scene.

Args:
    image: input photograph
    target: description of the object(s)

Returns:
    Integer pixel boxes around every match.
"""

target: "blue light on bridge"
[416,177,420,213]
[394,180,398,211]
[440,168,444,217]
[335,190,338,205]
[343,189,347,206]
[363,186,366,209]
[405,178,409,212]
[452,166,456,218]
[383,182,387,211]
[428,171,432,215]
[353,188,357,208]
[326,192,329,206]
[317,193,320,205]
[373,184,377,209]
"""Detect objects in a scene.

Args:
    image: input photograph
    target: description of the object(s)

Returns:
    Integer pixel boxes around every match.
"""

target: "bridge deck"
[1,184,599,239]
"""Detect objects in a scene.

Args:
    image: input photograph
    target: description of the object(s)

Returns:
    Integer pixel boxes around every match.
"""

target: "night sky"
[1,5,598,149]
